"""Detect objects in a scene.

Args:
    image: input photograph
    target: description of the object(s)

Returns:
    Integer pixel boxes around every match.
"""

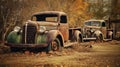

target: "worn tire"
[95,34,103,42]
[46,38,62,53]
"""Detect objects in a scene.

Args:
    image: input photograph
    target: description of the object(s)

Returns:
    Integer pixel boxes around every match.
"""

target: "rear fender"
[107,31,113,39]
[108,31,113,36]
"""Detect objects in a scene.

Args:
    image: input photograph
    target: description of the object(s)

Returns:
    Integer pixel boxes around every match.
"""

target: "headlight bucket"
[13,26,21,32]
[39,26,46,33]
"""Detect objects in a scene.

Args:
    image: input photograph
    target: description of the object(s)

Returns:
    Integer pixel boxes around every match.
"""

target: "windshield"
[31,14,58,22]
[85,21,101,27]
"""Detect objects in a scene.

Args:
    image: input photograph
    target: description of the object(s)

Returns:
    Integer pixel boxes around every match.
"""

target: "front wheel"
[46,38,62,53]
[95,34,103,42]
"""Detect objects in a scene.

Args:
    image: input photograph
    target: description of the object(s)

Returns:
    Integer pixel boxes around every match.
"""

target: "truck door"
[101,22,107,38]
[59,15,69,42]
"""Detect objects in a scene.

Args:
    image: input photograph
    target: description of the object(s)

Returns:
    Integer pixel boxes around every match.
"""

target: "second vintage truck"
[81,20,113,42]
[5,11,83,52]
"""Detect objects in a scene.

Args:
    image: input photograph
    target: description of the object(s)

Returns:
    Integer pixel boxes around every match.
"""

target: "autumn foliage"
[0,0,91,40]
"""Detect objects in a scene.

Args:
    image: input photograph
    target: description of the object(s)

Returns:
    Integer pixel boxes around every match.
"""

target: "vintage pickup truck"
[81,19,113,42]
[5,11,82,52]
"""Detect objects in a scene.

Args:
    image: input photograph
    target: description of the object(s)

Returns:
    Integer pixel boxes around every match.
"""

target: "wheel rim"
[51,39,59,51]
[96,35,103,42]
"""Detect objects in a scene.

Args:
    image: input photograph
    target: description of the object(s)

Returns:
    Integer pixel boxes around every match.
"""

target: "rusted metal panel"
[58,23,69,42]
[100,27,107,38]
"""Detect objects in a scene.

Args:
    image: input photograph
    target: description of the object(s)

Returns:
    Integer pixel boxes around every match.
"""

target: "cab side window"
[60,15,67,23]
[102,22,106,27]
[85,22,91,26]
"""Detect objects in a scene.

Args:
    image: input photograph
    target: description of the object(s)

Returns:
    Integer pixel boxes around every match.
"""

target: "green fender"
[36,34,48,44]
[7,31,21,44]
[36,30,64,45]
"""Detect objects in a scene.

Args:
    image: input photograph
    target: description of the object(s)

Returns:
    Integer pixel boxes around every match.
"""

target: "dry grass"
[0,43,10,54]
[0,40,120,67]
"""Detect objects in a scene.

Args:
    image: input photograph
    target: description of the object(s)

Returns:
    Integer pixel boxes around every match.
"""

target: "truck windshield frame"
[85,21,101,27]
[31,14,58,22]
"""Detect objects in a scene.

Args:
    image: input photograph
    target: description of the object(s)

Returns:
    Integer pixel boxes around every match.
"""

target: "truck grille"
[22,23,37,44]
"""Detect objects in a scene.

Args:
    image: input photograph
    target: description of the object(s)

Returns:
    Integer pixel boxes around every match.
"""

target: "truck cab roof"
[84,19,106,27]
[33,11,67,16]
[84,19,105,23]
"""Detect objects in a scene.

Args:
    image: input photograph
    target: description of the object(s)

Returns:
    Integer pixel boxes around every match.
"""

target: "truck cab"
[5,11,82,52]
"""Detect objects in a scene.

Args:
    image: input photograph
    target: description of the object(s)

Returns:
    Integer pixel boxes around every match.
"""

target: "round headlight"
[14,26,21,32]
[90,28,95,33]
[39,26,46,33]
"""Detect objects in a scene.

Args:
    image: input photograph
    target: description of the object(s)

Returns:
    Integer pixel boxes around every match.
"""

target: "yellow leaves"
[70,0,87,12]
[70,0,84,11]
[20,0,91,27]
[66,0,91,27]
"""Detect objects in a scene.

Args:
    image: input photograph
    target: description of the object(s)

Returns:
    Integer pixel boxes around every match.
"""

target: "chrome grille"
[22,23,37,44]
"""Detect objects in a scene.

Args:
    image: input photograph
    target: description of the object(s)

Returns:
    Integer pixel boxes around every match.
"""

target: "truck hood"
[83,25,101,32]
[84,25,101,29]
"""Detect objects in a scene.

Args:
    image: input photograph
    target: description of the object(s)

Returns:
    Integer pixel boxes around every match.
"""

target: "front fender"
[7,31,22,44]
[36,30,64,45]
[94,30,102,37]
[36,34,48,44]
[74,30,82,37]
[48,30,64,41]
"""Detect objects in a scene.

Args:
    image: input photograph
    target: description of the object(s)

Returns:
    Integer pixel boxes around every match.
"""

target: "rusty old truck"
[5,11,82,52]
[81,19,113,42]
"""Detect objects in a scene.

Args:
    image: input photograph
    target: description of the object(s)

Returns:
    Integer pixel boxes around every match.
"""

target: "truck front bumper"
[5,43,48,48]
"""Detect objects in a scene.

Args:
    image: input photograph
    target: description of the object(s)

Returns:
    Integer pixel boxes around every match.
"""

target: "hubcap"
[51,40,59,51]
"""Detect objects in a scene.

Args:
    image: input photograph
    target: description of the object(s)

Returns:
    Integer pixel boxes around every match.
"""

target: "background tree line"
[0,0,90,41]
[86,0,120,19]
[0,0,120,41]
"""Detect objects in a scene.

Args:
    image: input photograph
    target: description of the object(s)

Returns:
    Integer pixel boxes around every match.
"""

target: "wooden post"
[108,17,111,29]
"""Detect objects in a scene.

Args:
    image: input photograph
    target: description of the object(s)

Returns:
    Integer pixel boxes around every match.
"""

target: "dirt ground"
[0,40,120,67]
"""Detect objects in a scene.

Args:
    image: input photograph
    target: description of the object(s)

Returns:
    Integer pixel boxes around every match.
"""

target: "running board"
[64,42,78,47]
[103,39,112,41]
[83,38,96,40]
